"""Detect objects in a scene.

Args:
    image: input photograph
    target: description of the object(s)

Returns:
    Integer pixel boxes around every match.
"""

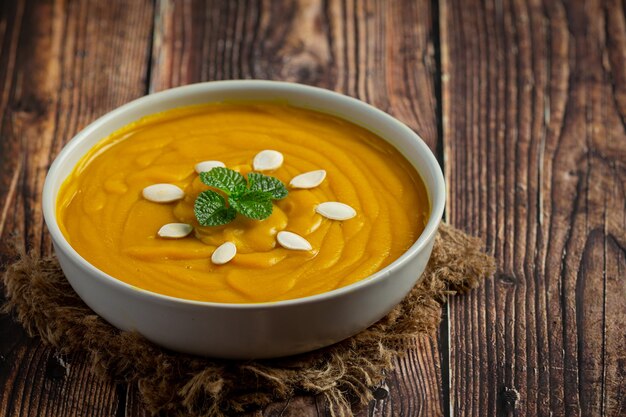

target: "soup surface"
[57,103,430,303]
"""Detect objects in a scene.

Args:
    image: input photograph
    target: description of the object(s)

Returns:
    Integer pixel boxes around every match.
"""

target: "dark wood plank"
[441,0,626,416]
[0,0,154,416]
[149,0,444,416]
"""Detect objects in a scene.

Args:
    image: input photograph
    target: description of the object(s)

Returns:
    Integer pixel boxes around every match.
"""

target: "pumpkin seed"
[211,242,237,265]
[253,150,283,171]
[276,231,312,251]
[289,170,326,189]
[194,160,226,174]
[157,223,193,238]
[142,184,185,203]
[315,202,357,220]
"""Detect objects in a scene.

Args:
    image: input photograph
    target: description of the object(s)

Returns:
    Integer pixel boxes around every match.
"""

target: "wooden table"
[1,1,624,416]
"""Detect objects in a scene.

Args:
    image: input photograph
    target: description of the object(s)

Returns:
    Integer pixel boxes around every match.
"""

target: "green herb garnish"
[194,167,288,226]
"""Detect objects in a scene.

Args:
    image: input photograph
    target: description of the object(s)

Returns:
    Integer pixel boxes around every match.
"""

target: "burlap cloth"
[2,224,494,417]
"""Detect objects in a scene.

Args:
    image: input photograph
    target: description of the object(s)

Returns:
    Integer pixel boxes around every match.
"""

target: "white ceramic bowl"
[42,80,445,359]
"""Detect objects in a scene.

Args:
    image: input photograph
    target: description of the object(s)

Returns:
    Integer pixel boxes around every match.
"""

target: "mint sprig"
[194,167,288,226]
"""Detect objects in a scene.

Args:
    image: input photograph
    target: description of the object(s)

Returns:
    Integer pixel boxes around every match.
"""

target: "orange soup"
[56,103,430,303]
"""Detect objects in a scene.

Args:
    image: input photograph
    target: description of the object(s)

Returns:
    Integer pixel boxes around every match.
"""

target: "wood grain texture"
[2,0,624,416]
[441,0,626,416]
[0,0,154,416]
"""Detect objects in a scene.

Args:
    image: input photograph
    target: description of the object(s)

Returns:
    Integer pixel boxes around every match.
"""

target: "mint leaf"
[199,167,247,196]
[194,167,289,226]
[248,172,288,200]
[229,191,273,220]
[194,190,237,226]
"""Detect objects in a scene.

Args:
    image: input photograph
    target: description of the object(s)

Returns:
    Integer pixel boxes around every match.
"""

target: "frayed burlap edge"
[2,224,495,417]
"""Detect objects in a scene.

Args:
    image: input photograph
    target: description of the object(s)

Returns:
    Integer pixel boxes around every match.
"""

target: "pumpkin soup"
[56,103,430,303]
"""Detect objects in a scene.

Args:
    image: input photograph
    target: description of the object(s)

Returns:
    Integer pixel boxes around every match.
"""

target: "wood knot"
[372,386,389,400]
[371,380,389,400]
[280,52,325,84]
[11,96,48,119]
[499,386,520,412]
[45,353,69,380]
[496,272,518,286]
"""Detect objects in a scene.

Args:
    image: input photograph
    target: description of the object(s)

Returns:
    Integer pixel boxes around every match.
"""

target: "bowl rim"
[42,80,446,309]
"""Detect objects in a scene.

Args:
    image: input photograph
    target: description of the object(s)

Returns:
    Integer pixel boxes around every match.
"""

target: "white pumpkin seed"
[157,223,193,239]
[194,160,225,173]
[315,202,357,220]
[142,184,185,203]
[289,170,326,189]
[253,150,283,171]
[211,242,237,265]
[276,231,312,251]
